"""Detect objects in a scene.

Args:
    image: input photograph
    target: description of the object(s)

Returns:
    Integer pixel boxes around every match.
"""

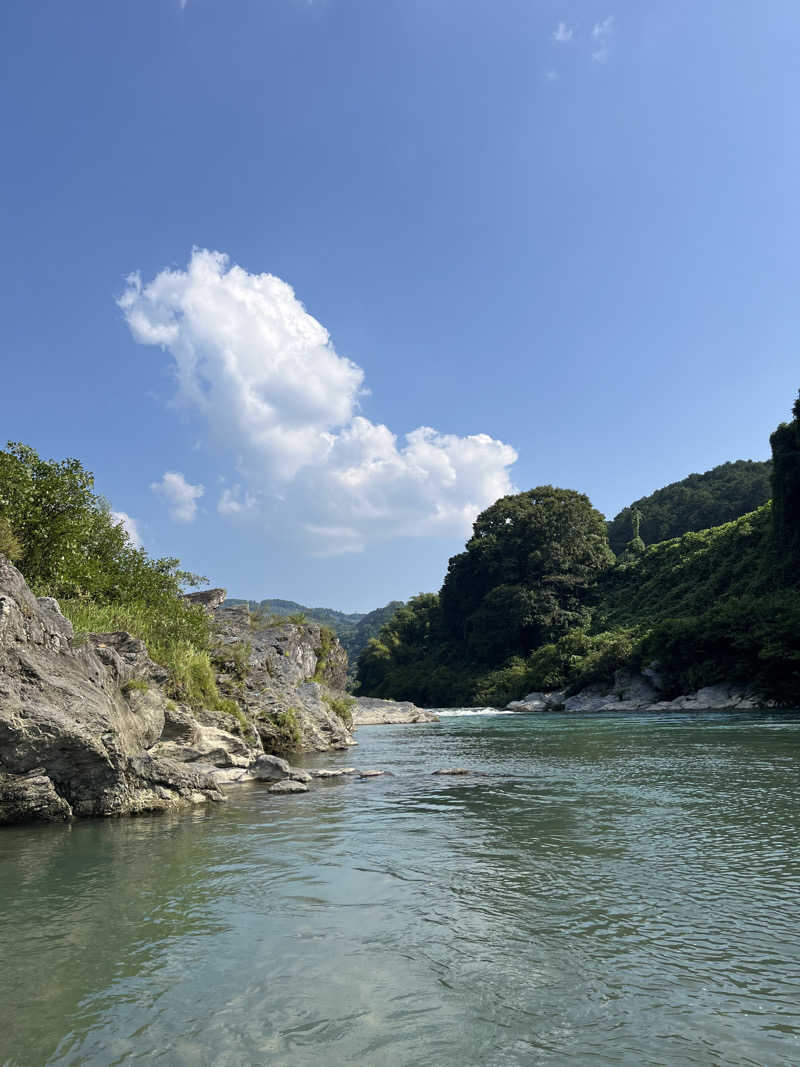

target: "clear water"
[2,711,800,1066]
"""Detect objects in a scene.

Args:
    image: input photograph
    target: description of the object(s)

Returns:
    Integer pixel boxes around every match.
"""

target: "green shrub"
[323,691,355,728]
[258,707,302,755]
[211,641,251,680]
[121,678,149,696]
[312,625,335,681]
[0,515,22,561]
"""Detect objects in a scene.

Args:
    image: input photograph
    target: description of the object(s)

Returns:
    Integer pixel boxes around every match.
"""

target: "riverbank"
[0,557,360,825]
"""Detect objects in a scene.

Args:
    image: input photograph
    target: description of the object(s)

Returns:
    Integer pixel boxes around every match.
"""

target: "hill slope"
[607,459,771,554]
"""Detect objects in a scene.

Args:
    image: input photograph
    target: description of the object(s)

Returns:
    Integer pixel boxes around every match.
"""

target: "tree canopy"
[607,459,772,555]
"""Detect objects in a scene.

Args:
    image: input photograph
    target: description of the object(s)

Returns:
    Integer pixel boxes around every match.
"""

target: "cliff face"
[0,559,354,825]
[209,602,352,752]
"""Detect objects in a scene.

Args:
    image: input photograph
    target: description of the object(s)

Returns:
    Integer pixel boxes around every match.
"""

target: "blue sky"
[2,0,799,611]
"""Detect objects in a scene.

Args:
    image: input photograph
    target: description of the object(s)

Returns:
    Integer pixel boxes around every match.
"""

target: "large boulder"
[352,697,439,725]
[0,556,224,823]
[211,604,354,752]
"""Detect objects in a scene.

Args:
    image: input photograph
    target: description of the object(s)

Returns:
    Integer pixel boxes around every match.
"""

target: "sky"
[2,0,799,612]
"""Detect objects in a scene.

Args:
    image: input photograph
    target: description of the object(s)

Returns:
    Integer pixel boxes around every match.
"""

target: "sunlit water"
[2,711,800,1066]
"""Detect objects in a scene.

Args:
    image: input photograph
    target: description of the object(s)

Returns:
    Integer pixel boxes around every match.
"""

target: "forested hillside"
[358,395,800,707]
[607,459,771,554]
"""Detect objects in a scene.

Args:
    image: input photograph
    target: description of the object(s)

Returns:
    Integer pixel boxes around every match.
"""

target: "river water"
[2,710,800,1066]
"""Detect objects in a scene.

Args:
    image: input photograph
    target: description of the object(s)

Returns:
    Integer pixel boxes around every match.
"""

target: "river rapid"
[1,710,799,1066]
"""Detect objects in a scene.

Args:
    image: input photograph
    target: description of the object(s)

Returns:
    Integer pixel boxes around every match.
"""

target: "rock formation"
[352,696,439,725]
[0,558,357,825]
[506,669,779,714]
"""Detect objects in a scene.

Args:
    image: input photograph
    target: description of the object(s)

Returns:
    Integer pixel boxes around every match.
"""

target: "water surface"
[2,711,800,1066]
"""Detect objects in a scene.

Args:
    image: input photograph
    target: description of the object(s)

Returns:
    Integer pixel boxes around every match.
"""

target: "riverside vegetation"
[357,392,800,708]
[0,442,367,824]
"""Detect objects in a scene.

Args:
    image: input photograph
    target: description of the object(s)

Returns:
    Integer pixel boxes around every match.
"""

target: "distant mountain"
[223,597,404,681]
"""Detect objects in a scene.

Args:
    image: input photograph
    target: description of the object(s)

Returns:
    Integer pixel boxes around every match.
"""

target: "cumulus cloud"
[121,249,517,554]
[111,511,142,548]
[150,471,205,523]
[552,22,574,42]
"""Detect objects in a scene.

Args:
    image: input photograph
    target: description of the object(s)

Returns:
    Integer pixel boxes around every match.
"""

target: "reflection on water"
[1,712,800,1066]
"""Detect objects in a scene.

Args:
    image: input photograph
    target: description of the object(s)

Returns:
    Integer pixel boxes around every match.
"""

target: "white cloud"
[543,68,560,82]
[121,249,517,554]
[552,22,574,42]
[591,16,615,62]
[111,511,142,548]
[218,485,258,516]
[150,471,205,523]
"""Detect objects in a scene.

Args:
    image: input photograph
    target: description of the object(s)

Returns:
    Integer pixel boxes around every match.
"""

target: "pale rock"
[268,779,308,794]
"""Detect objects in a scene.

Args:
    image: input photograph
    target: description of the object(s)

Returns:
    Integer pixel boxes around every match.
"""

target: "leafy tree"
[770,390,800,579]
[0,442,214,701]
[440,487,613,660]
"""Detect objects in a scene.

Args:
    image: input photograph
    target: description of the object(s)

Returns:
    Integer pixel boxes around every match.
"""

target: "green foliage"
[322,691,355,729]
[598,506,776,630]
[211,641,251,680]
[770,390,800,579]
[358,489,614,705]
[641,593,800,703]
[0,442,206,602]
[472,629,639,705]
[440,487,613,661]
[312,625,336,681]
[607,459,772,555]
[0,442,222,705]
[259,707,302,755]
[120,678,149,696]
[0,515,23,561]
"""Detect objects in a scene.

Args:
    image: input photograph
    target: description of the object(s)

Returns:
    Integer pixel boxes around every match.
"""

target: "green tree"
[440,487,613,659]
[770,390,800,578]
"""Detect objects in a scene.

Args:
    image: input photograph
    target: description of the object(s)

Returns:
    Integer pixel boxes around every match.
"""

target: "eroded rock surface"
[506,670,777,714]
[352,697,439,725]
[0,560,357,825]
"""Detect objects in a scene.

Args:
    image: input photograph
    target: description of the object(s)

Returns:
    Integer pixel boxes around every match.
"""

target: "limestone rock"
[0,770,72,824]
[268,779,308,794]
[0,557,223,823]
[352,697,439,725]
[507,689,567,712]
[251,753,293,780]
[184,588,227,612]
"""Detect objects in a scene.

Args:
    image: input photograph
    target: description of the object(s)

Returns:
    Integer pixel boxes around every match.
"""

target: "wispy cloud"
[150,471,205,523]
[591,14,615,62]
[542,68,560,83]
[552,21,574,43]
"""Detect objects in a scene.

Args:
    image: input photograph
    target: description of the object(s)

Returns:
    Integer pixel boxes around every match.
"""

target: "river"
[1,710,799,1066]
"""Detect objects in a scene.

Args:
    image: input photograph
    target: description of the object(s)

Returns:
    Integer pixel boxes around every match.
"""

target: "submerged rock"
[268,779,308,794]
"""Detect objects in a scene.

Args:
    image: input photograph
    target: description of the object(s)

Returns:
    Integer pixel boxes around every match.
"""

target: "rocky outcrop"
[0,559,358,825]
[211,603,354,751]
[0,556,225,824]
[184,588,227,612]
[352,696,439,725]
[506,670,778,714]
